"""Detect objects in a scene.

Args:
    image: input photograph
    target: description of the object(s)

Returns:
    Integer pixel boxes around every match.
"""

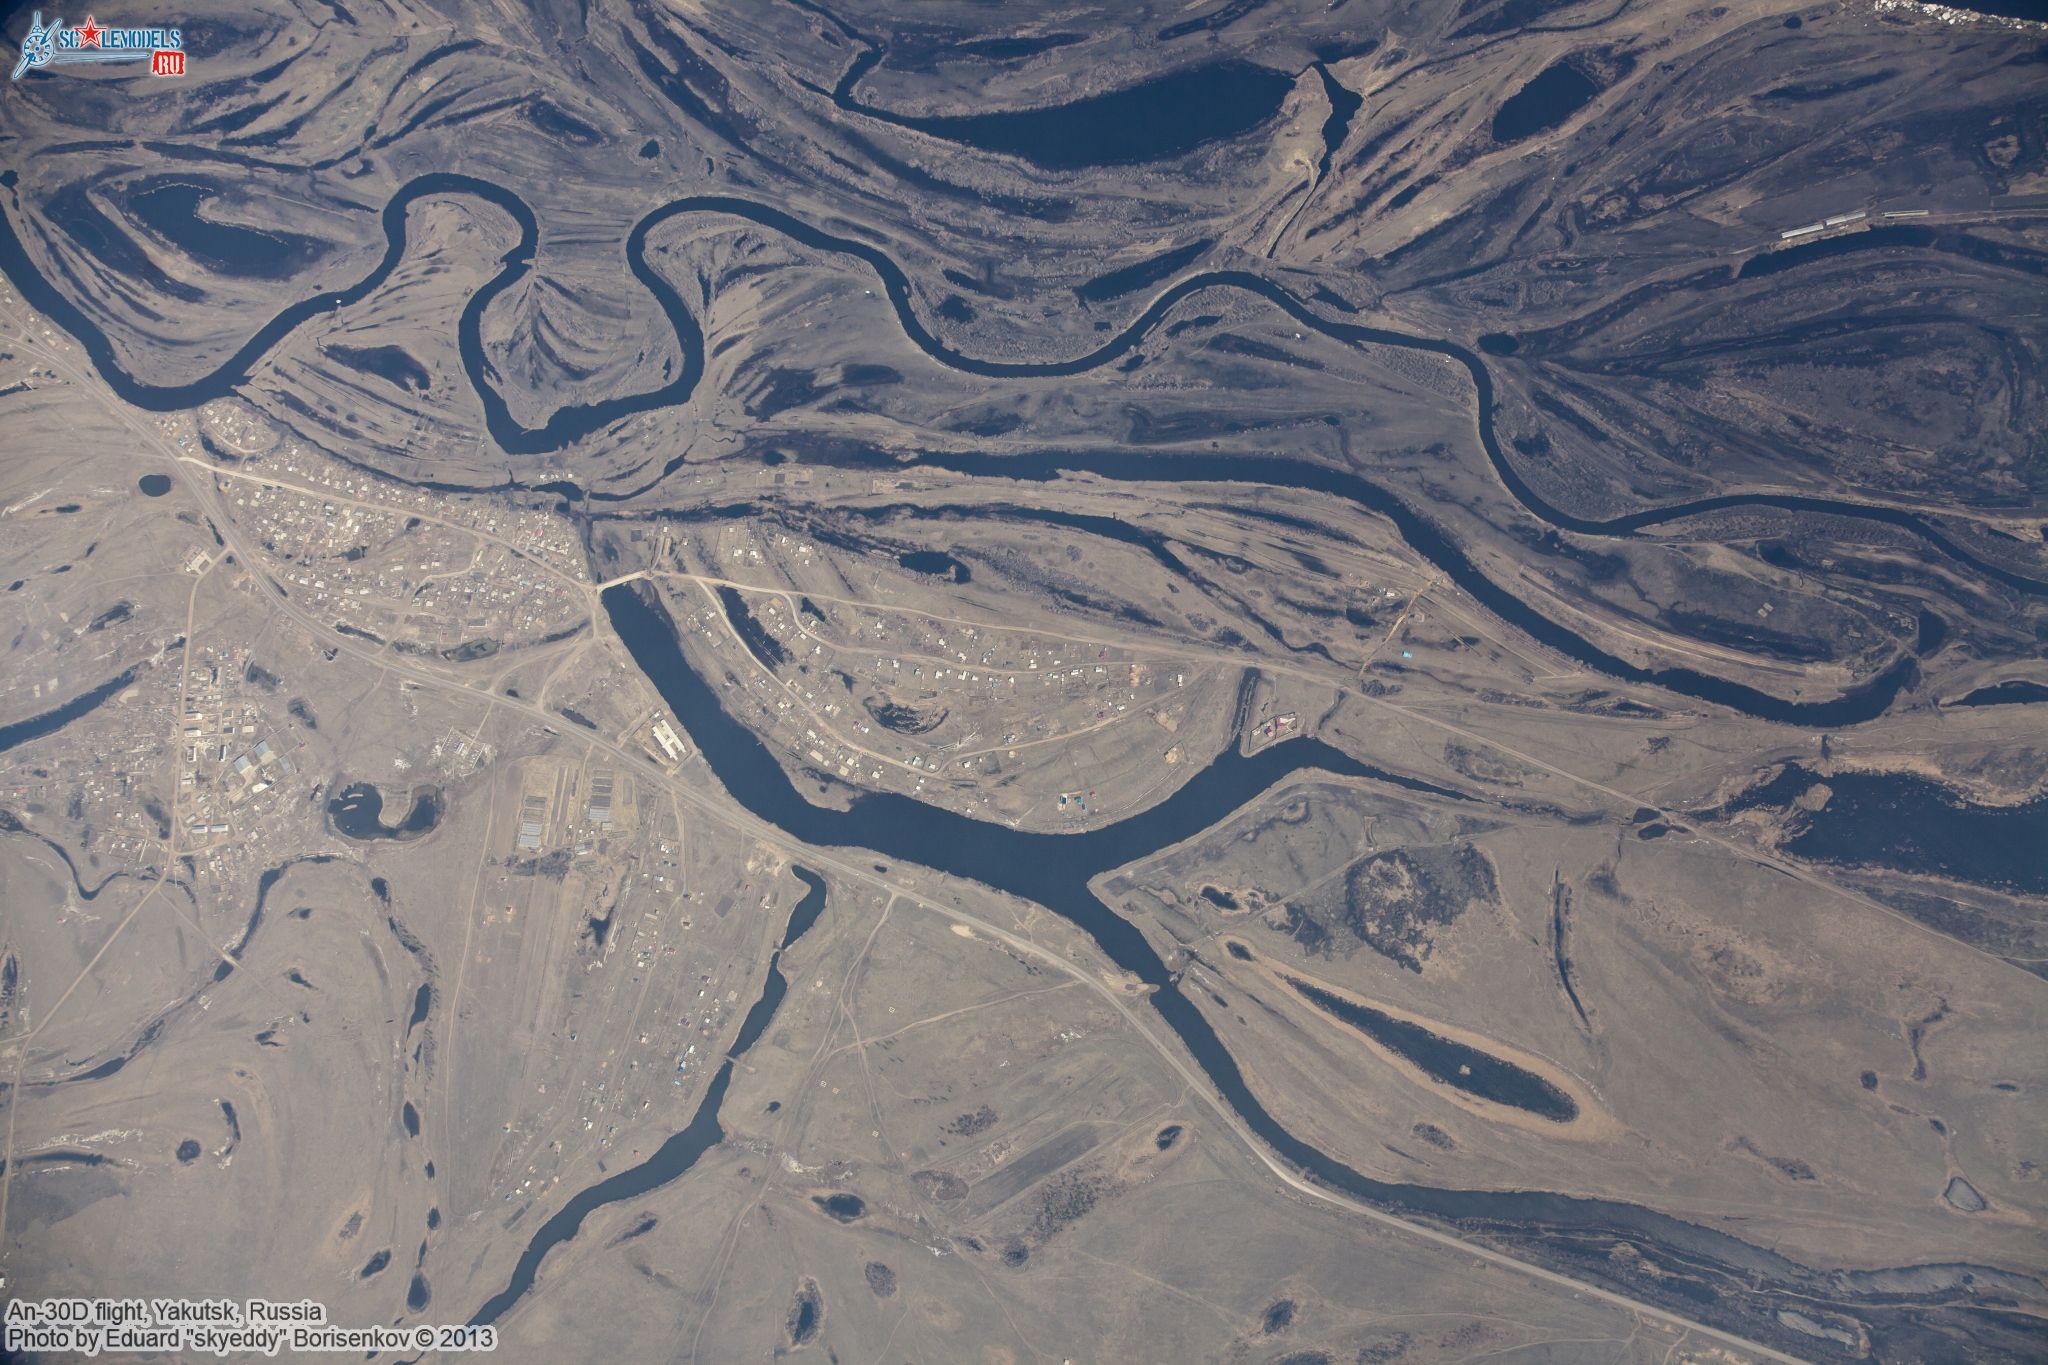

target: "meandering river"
[5,174,2031,725]
[3,169,2032,1352]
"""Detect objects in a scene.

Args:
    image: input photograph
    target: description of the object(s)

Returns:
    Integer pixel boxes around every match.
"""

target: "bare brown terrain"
[0,0,2043,1361]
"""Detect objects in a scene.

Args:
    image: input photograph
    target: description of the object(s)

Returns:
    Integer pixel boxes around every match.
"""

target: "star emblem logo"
[75,15,101,46]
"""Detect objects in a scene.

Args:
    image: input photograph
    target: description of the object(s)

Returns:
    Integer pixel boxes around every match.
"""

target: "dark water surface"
[1492,62,1599,143]
[834,58,1295,168]
[1935,0,2048,18]
[1785,767,2047,894]
[599,582,1835,1288]
[327,783,443,841]
[123,180,327,280]
[1314,65,1364,180]
[0,668,136,755]
[2,162,2026,1352]
[896,550,969,582]
[594,582,2046,1347]
[952,34,1086,61]
[1951,680,2048,708]
[1073,239,1213,304]
[1283,974,1579,1121]
[3,172,2039,728]
[860,447,1921,726]
[716,585,788,670]
[464,868,828,1327]
[1718,764,2048,893]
